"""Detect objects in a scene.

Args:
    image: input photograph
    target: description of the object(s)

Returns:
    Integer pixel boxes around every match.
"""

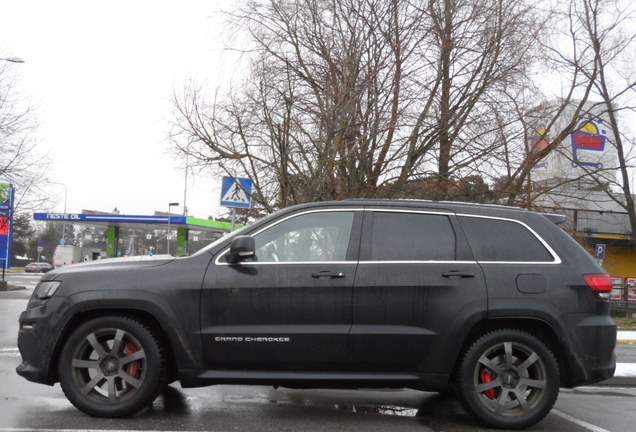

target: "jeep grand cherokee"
[16,200,616,429]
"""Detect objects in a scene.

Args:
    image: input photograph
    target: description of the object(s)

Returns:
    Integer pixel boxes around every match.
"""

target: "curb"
[597,376,636,387]
[0,283,26,291]
[612,334,636,386]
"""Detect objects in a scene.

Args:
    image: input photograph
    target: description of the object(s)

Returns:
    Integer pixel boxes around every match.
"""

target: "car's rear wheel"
[456,329,559,429]
[58,315,166,417]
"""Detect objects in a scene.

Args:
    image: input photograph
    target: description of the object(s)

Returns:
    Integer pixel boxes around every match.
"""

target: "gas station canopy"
[33,212,238,257]
[33,213,234,232]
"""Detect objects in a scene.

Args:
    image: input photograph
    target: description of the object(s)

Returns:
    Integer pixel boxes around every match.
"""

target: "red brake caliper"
[124,342,140,388]
[480,369,496,399]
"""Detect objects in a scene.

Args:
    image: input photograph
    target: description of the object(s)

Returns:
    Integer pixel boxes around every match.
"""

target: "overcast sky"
[0,0,237,219]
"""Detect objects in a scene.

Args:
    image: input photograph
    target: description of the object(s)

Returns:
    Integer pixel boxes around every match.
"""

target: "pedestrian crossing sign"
[220,176,253,209]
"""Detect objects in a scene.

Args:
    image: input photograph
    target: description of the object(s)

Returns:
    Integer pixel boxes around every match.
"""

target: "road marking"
[552,409,612,432]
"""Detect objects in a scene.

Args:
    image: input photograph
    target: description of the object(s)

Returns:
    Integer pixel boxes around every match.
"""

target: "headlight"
[34,281,62,300]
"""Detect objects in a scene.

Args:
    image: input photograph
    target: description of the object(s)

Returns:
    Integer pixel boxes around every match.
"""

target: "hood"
[48,254,177,275]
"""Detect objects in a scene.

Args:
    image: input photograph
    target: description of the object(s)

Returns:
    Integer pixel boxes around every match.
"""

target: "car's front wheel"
[58,315,166,417]
[456,329,559,429]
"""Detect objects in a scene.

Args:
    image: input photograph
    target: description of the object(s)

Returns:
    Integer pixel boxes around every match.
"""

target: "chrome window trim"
[217,260,358,266]
[456,213,562,265]
[472,261,561,265]
[215,208,363,266]
[365,208,453,216]
[214,207,562,266]
[358,260,477,265]
[357,260,558,266]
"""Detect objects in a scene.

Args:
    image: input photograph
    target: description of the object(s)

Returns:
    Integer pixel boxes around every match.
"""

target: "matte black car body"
[17,200,616,428]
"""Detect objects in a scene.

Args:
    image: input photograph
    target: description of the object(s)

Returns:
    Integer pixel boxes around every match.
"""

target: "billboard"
[0,184,14,269]
[627,277,636,302]
[529,102,618,184]
[610,277,624,301]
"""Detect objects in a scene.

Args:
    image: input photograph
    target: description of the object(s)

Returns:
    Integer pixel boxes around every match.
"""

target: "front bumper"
[16,296,69,385]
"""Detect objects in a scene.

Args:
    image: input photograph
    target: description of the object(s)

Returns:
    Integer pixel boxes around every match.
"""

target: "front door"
[201,209,361,372]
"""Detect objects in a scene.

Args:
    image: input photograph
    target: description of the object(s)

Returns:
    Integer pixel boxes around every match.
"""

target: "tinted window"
[369,212,456,261]
[459,216,554,262]
[253,211,354,262]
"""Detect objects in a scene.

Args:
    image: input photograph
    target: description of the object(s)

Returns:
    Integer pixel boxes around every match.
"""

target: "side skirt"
[178,370,450,391]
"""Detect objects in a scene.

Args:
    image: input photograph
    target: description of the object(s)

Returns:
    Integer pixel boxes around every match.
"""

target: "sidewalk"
[617,330,636,344]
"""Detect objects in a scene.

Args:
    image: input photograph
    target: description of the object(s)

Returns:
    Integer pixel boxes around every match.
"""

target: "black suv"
[17,200,616,429]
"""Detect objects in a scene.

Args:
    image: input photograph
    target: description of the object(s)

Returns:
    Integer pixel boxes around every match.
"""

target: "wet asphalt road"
[2,273,636,432]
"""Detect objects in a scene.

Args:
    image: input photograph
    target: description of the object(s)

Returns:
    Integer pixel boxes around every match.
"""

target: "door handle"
[312,271,345,279]
[442,270,475,279]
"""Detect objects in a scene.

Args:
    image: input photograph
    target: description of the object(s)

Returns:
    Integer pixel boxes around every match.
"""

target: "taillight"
[583,274,612,299]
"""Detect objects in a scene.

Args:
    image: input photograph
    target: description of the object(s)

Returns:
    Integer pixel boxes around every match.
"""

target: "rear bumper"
[562,313,617,388]
[576,360,616,386]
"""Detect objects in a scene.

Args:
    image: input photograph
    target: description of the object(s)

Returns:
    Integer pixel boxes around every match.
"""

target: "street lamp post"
[167,202,179,255]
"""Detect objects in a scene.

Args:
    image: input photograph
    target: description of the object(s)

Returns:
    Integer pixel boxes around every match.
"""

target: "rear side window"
[459,216,554,262]
[369,212,456,261]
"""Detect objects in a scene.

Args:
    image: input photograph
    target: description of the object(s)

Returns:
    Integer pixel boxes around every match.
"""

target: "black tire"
[58,315,166,417]
[456,329,559,429]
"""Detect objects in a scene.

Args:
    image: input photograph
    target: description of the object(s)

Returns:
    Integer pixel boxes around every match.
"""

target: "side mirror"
[226,236,256,264]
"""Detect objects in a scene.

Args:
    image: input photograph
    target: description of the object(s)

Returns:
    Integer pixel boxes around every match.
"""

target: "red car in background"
[24,262,53,273]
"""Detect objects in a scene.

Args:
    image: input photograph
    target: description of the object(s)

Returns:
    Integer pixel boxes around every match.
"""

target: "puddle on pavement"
[334,404,419,417]
[266,390,462,418]
[214,389,426,417]
[155,386,467,420]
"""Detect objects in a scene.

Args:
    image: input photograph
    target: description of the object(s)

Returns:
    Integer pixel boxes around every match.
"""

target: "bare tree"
[0,60,49,211]
[482,0,636,251]
[481,0,607,208]
[172,0,549,212]
[571,0,636,240]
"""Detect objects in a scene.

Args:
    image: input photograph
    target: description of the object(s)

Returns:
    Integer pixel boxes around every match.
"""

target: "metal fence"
[611,283,636,307]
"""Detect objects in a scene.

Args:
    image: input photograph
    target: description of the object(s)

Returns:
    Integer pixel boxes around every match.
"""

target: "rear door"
[351,208,487,373]
[457,214,562,310]
[201,208,362,372]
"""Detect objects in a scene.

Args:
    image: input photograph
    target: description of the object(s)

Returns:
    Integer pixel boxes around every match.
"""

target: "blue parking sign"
[220,176,253,209]
[594,244,606,259]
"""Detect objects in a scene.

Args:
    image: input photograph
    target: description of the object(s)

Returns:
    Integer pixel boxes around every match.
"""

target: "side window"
[369,212,456,261]
[252,211,355,262]
[459,216,554,262]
